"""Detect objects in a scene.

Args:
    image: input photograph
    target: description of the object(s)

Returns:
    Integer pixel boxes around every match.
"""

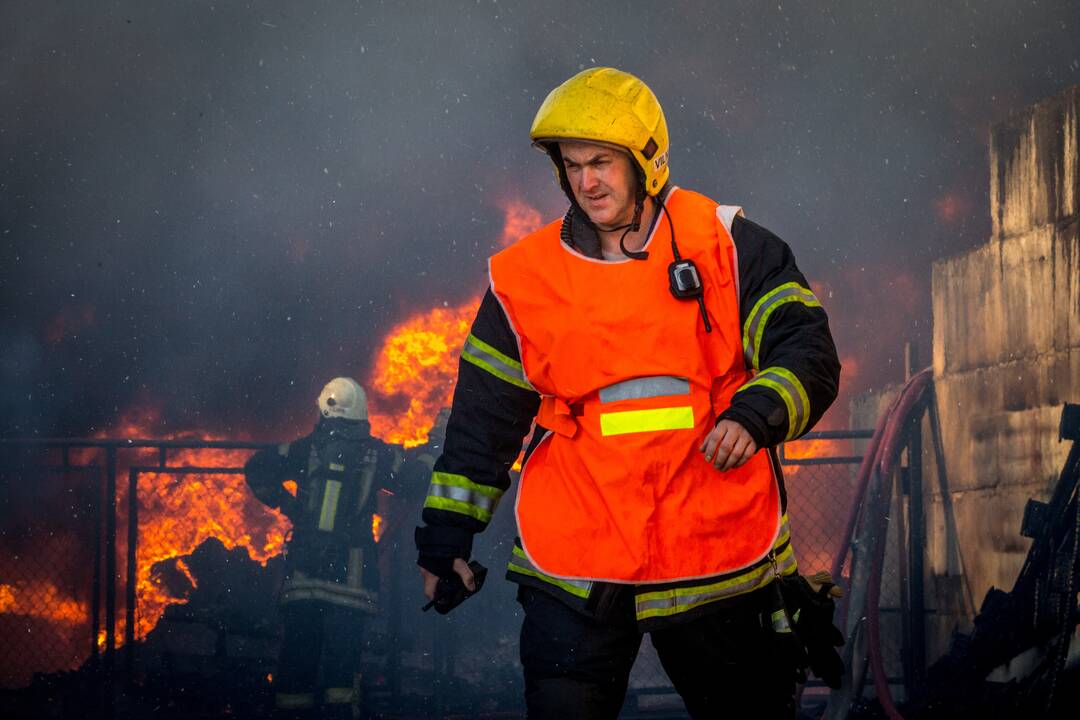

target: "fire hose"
[824,368,935,720]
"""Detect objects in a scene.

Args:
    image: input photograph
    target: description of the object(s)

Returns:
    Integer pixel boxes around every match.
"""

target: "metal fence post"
[104,446,117,719]
[125,468,139,681]
[905,343,927,696]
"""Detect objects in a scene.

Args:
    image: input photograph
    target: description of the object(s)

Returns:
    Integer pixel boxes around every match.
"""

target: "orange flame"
[497,198,543,248]
[372,513,385,544]
[366,299,480,447]
[366,197,542,447]
[132,442,290,640]
[782,437,843,475]
[0,582,87,625]
[70,415,293,644]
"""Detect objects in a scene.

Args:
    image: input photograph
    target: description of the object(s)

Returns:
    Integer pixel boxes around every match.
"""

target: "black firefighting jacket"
[245,418,399,611]
[416,195,841,630]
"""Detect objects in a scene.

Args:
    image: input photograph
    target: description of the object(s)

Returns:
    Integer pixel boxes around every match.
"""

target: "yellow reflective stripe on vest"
[600,406,695,436]
[742,282,822,370]
[318,479,342,532]
[461,333,533,390]
[423,471,504,523]
[634,514,795,621]
[739,367,811,440]
[507,545,593,598]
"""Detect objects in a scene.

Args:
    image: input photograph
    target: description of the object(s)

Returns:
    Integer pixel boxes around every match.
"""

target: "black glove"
[779,572,845,689]
[415,525,474,569]
[767,580,810,685]
[422,561,487,614]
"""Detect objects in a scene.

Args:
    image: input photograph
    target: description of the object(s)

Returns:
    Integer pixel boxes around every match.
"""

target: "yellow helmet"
[530,67,670,196]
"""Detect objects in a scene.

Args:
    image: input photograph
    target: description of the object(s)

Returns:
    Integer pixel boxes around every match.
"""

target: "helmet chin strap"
[616,183,649,260]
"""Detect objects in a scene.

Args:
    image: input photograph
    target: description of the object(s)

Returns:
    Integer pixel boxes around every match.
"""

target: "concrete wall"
[927,86,1080,658]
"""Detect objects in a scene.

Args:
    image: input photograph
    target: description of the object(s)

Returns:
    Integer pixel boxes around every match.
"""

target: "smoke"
[3,0,1080,436]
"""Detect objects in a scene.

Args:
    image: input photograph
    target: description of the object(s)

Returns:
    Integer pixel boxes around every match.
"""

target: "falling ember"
[372,513,385,544]
[366,299,480,447]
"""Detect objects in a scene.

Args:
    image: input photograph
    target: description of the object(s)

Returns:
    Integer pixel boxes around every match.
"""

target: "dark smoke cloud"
[3,0,1079,436]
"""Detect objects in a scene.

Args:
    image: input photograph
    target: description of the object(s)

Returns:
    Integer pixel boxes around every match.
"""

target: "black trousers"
[275,600,366,718]
[518,585,796,720]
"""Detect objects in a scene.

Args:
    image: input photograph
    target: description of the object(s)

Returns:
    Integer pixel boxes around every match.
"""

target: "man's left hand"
[700,419,757,471]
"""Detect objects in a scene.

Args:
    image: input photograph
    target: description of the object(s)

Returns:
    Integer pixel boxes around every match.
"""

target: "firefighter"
[415,67,843,718]
[246,377,400,720]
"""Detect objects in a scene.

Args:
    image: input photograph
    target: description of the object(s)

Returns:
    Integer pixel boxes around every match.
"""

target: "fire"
[365,197,542,447]
[497,197,543,248]
[366,299,480,447]
[0,582,87,624]
[71,415,293,644]
[783,437,844,475]
[132,441,290,640]
[784,437,838,461]
[372,513,385,544]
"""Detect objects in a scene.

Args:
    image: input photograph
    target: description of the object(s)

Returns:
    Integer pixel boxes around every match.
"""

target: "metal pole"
[104,446,117,719]
[904,343,927,695]
[91,462,103,670]
[125,468,139,679]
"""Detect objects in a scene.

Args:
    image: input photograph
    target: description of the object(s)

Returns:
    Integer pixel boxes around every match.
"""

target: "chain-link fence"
[3,431,912,719]
[0,451,102,691]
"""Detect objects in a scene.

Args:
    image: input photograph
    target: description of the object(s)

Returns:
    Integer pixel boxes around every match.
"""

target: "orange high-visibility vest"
[489,188,781,584]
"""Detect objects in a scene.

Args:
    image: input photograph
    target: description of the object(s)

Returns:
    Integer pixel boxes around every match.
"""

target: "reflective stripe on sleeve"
[461,333,533,390]
[738,367,811,440]
[634,514,795,621]
[600,407,695,436]
[742,282,822,370]
[599,376,690,403]
[423,471,504,523]
[507,545,593,599]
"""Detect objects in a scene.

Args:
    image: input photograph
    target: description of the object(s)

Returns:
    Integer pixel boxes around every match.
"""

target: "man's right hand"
[419,557,476,600]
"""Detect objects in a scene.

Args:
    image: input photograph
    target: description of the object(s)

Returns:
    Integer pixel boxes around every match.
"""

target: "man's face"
[559,141,638,231]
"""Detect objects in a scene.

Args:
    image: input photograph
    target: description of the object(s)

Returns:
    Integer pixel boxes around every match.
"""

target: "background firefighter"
[245,377,401,720]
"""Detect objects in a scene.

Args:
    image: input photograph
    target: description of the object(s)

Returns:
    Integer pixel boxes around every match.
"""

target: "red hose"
[824,369,932,720]
[831,399,895,582]
[865,369,932,720]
